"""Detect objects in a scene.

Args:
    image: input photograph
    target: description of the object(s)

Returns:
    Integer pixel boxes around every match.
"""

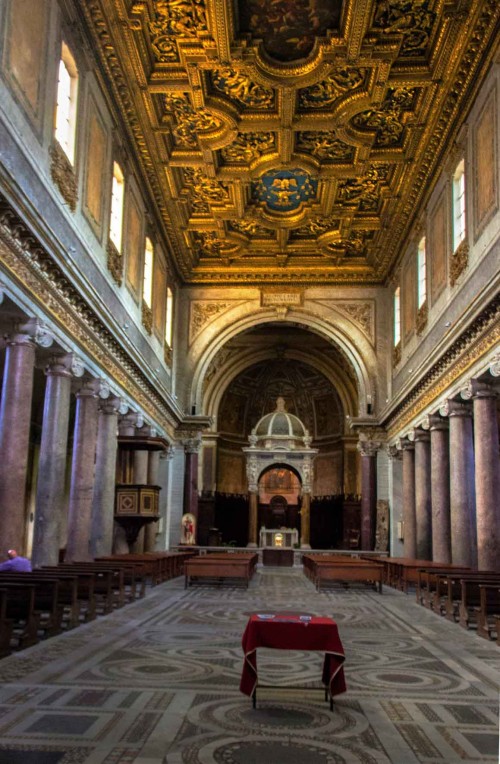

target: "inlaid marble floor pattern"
[0,567,498,764]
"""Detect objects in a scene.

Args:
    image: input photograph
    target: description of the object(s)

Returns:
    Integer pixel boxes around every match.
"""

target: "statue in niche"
[181,513,196,545]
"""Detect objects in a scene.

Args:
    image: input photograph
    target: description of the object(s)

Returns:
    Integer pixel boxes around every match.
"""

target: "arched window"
[109,162,125,251]
[143,237,154,308]
[54,43,78,163]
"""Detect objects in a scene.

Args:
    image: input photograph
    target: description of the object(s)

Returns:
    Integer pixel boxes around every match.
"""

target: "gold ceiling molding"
[386,295,500,438]
[80,0,499,284]
[0,197,178,435]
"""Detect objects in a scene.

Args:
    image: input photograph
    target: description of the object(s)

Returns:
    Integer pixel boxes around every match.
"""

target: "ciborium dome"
[250,397,311,450]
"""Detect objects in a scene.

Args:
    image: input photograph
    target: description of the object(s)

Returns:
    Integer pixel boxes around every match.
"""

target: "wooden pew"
[0,582,39,649]
[476,585,500,640]
[184,553,257,589]
[97,552,193,586]
[39,568,97,627]
[0,588,14,657]
[416,567,471,609]
[437,572,500,623]
[51,564,121,612]
[69,560,147,601]
[0,574,63,637]
[458,576,500,630]
[313,560,383,593]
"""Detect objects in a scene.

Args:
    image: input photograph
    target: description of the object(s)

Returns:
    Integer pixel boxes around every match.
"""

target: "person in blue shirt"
[0,549,32,572]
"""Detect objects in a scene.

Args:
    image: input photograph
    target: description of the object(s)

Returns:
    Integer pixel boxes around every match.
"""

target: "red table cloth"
[240,613,346,698]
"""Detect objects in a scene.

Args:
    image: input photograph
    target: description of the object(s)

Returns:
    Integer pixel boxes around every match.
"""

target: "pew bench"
[313,561,384,593]
[0,588,14,658]
[0,582,39,649]
[184,554,257,589]
[475,585,500,640]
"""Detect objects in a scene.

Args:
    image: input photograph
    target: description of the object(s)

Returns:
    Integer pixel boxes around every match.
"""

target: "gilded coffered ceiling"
[80,0,499,284]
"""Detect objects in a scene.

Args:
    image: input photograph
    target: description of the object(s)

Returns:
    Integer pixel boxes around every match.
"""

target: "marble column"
[300,453,315,549]
[32,355,82,567]
[465,380,500,571]
[0,327,40,552]
[246,453,258,548]
[90,397,123,559]
[413,428,432,560]
[65,380,100,561]
[426,415,451,563]
[183,438,200,543]
[300,492,312,549]
[144,449,161,552]
[247,491,258,548]
[401,439,416,558]
[440,399,477,568]
[357,440,379,550]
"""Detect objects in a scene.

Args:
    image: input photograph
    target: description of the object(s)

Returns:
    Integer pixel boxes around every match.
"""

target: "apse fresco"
[237,0,343,62]
[252,169,318,213]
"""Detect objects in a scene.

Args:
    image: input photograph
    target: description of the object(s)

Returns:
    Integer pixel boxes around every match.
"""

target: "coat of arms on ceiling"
[252,169,318,213]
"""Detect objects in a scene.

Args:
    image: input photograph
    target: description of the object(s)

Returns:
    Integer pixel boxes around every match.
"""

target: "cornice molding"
[385,294,500,438]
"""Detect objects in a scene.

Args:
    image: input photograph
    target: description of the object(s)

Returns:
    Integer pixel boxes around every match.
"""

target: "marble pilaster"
[464,381,500,571]
[32,355,82,567]
[401,439,417,558]
[65,380,101,561]
[440,399,477,568]
[247,491,258,548]
[413,428,432,560]
[426,415,451,563]
[357,440,379,550]
[0,322,45,552]
[144,449,161,552]
[90,397,124,559]
[183,437,201,544]
[300,492,311,549]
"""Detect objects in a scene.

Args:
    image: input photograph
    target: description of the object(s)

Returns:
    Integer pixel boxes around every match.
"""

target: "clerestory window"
[54,43,78,163]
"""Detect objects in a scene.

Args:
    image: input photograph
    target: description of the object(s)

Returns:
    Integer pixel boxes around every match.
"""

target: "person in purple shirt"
[0,549,32,572]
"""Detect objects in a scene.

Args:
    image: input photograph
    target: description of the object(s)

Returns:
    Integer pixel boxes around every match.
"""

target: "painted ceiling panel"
[79,0,499,284]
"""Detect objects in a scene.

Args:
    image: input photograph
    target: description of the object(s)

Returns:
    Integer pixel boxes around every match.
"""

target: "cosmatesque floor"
[0,567,498,764]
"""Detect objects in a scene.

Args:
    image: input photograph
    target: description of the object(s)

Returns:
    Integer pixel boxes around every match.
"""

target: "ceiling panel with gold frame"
[79,0,499,284]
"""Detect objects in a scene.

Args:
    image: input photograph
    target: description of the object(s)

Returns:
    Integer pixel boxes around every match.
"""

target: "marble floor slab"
[0,567,498,764]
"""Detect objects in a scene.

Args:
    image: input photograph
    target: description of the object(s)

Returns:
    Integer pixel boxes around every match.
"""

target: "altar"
[259,528,298,548]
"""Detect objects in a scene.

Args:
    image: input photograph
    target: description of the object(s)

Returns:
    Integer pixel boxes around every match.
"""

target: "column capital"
[183,437,202,454]
[99,396,126,415]
[118,411,142,434]
[422,413,449,431]
[357,439,381,457]
[3,317,54,348]
[160,445,176,461]
[75,378,107,399]
[462,378,498,401]
[489,353,500,378]
[44,353,76,377]
[439,399,472,418]
[412,427,430,444]
[398,437,414,452]
[387,444,402,460]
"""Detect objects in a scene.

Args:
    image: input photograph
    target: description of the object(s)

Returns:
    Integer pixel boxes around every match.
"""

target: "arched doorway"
[259,465,301,531]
